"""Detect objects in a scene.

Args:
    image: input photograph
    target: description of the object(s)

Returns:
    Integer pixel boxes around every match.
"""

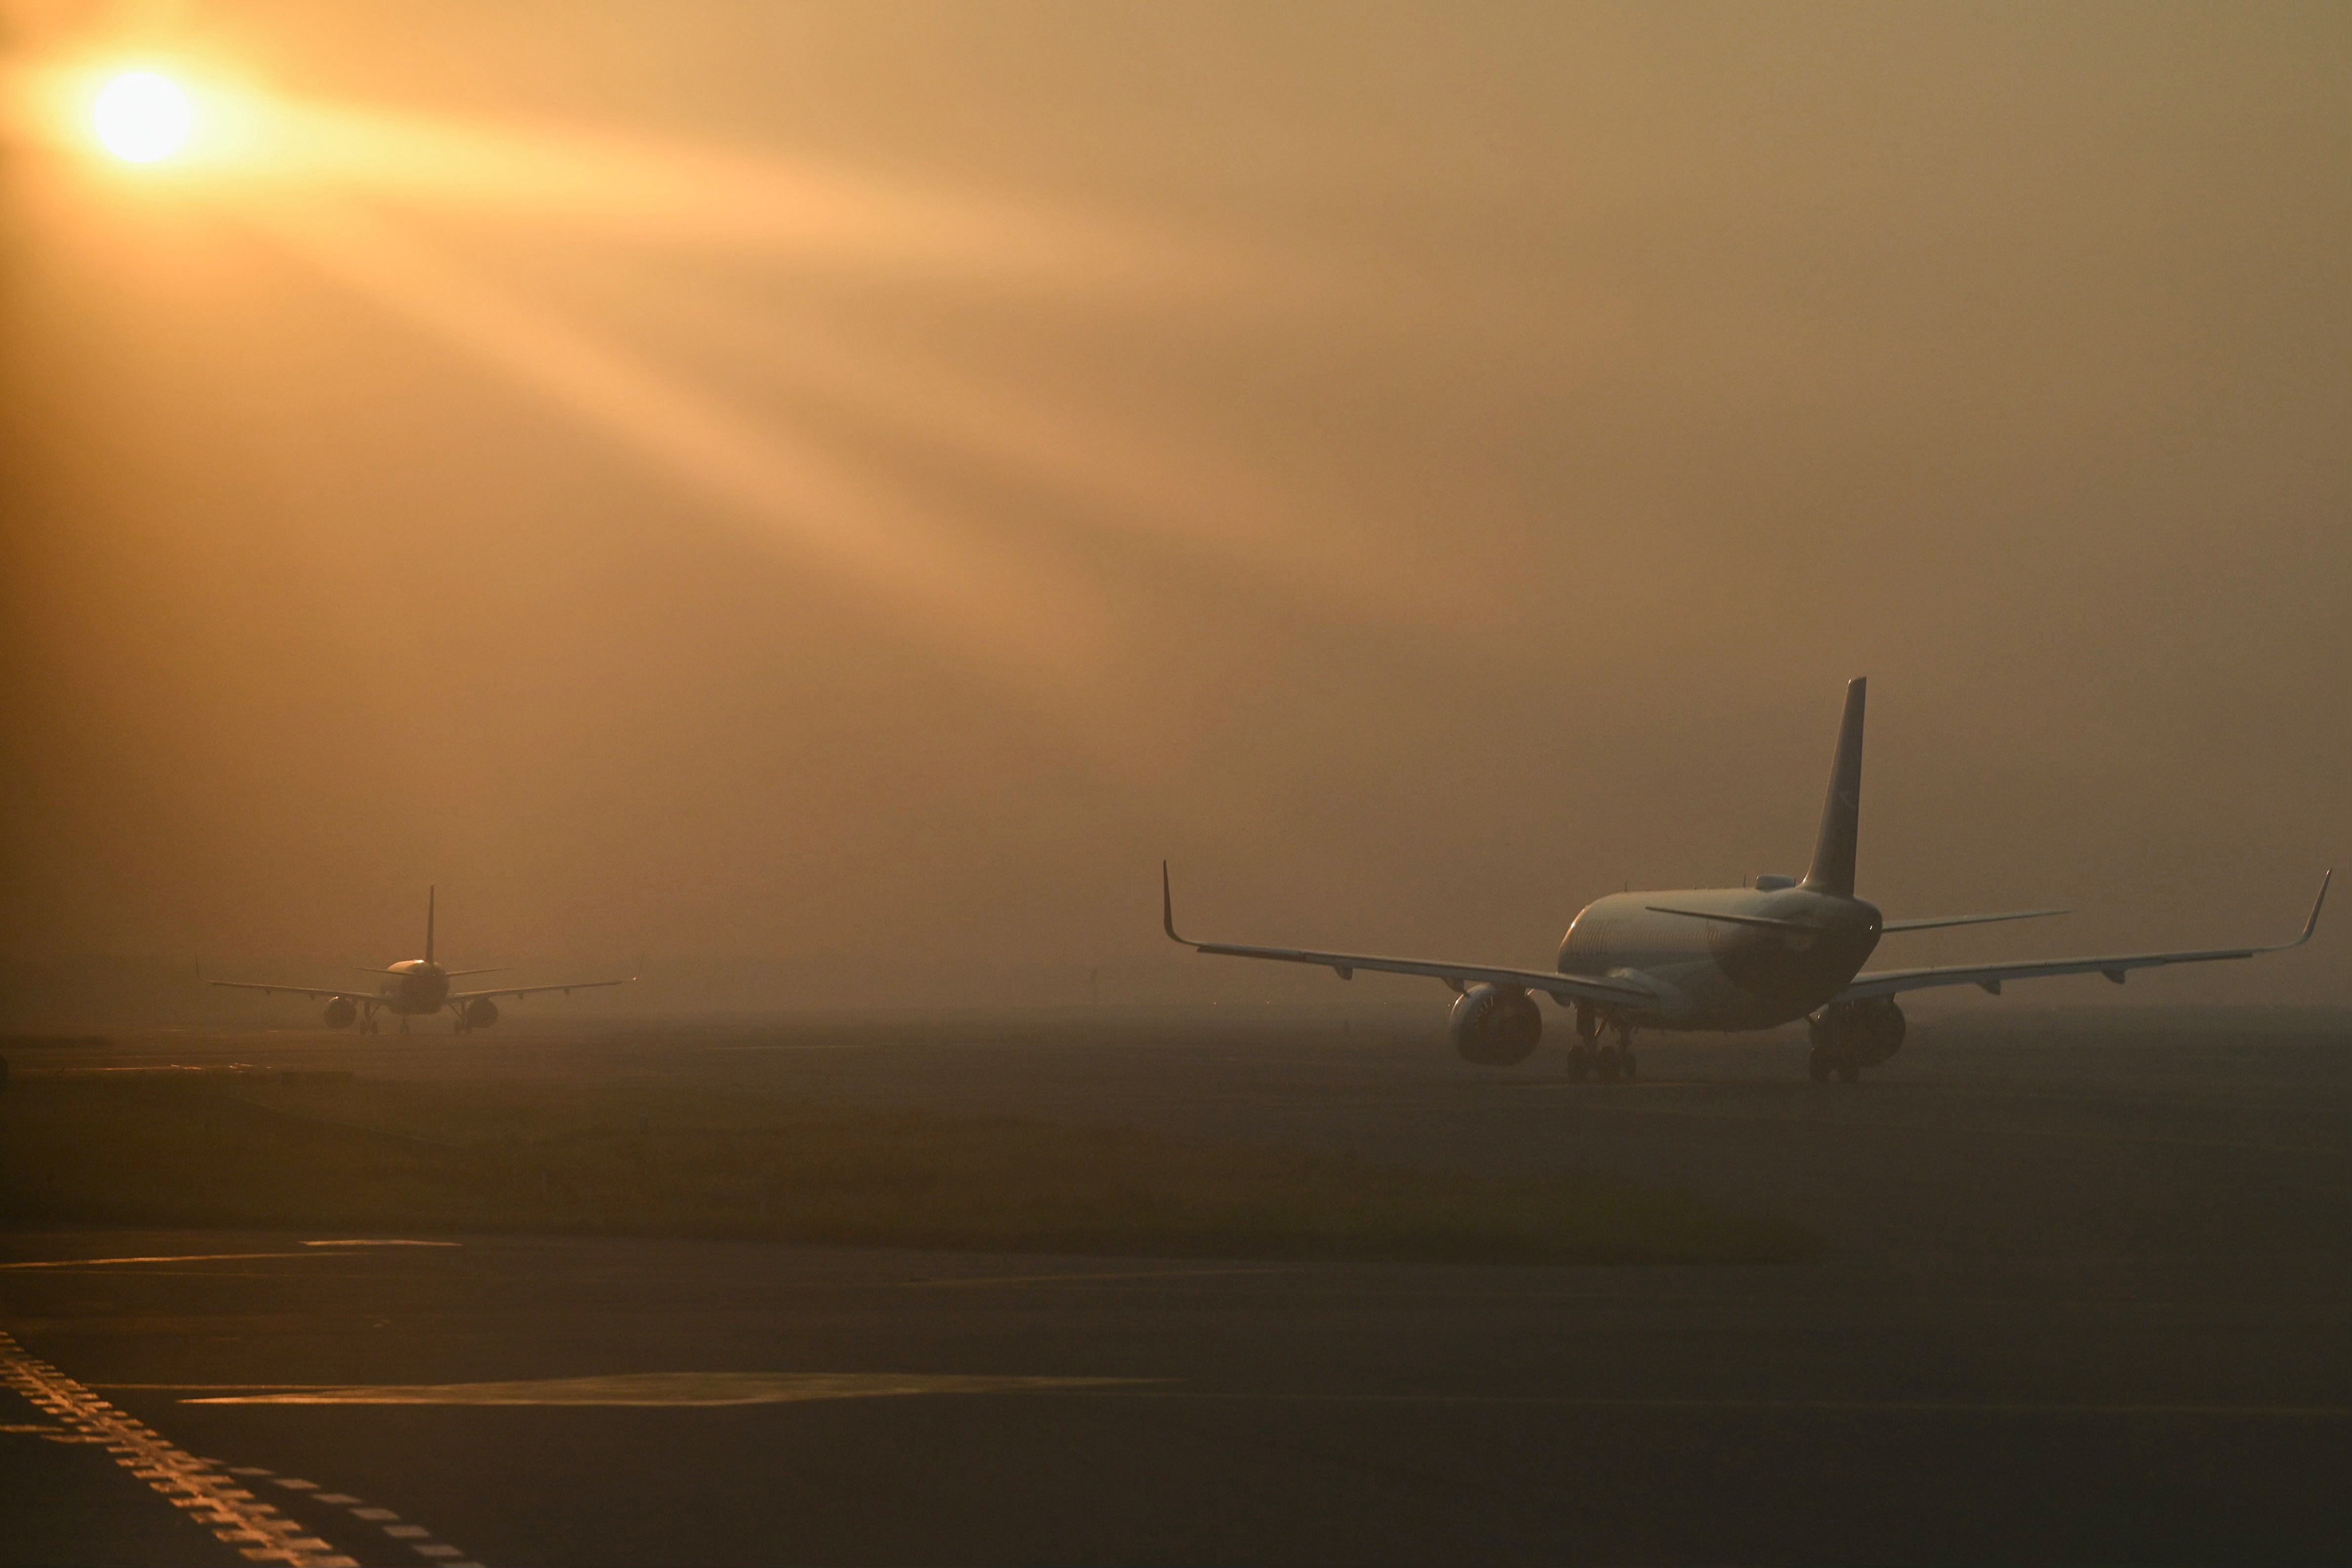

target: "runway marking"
[301,1239,462,1248]
[1072,1390,2352,1417]
[98,1384,350,1391]
[0,1251,339,1271]
[1,1332,487,1566]
[189,1370,1157,1407]
[906,1266,1300,1289]
[0,1328,374,1566]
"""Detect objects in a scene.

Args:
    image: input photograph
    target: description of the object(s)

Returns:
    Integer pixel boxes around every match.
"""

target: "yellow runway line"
[190,1369,1158,1406]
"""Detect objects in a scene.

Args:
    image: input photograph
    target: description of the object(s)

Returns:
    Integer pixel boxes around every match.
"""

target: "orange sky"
[2,2,2345,1006]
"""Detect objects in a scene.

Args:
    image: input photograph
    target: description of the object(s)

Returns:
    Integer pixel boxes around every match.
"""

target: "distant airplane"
[212,888,632,1034]
[1164,678,2328,1083]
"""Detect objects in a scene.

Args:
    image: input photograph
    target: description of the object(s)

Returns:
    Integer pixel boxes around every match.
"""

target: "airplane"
[1163,678,2328,1084]
[212,888,633,1034]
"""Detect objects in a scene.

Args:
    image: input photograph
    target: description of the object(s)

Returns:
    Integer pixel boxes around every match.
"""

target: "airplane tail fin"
[1804,678,1866,897]
[425,886,436,965]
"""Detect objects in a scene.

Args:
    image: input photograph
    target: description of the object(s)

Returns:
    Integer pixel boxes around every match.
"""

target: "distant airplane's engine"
[1449,983,1542,1066]
[464,999,499,1028]
[1809,998,1906,1071]
[324,998,357,1029]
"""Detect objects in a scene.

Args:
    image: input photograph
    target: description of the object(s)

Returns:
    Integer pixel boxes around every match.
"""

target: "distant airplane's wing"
[445,977,634,1004]
[1837,873,2327,1002]
[1879,909,2067,933]
[1162,864,1653,1008]
[211,981,377,1002]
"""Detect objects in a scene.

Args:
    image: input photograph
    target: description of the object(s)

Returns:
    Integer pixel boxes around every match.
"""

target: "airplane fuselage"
[1558,884,1883,1032]
[377,960,450,1016]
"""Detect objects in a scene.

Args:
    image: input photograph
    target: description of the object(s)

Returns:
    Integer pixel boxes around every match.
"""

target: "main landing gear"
[1566,1009,1637,1085]
[1806,1044,1859,1085]
[1807,999,1906,1084]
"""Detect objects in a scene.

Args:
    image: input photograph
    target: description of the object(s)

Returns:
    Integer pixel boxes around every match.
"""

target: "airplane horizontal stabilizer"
[1646,905,1819,932]
[1879,909,2067,933]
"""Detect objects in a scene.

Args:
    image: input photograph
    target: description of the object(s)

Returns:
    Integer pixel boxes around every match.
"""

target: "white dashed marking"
[0,1330,481,1568]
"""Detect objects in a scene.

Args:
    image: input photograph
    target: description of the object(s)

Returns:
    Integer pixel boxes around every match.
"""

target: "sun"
[92,71,194,163]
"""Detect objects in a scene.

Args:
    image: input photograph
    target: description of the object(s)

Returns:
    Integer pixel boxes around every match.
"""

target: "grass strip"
[0,1075,1816,1264]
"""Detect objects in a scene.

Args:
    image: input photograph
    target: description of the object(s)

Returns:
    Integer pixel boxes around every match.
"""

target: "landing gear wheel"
[1837,1058,1861,1084]
[1597,1045,1623,1084]
[1567,1045,1592,1083]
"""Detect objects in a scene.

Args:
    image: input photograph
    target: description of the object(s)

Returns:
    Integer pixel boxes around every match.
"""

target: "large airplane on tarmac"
[1163,678,2328,1083]
[212,888,632,1034]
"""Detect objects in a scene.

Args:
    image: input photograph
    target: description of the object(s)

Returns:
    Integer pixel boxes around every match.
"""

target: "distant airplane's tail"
[425,885,436,965]
[1804,678,1866,897]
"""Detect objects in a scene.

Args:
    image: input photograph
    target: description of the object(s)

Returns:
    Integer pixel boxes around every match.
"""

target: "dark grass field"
[0,1068,1814,1264]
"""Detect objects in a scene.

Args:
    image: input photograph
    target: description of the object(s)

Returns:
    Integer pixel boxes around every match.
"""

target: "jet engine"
[1808,997,1906,1077]
[463,998,499,1028]
[1449,983,1542,1066]
[324,998,357,1029]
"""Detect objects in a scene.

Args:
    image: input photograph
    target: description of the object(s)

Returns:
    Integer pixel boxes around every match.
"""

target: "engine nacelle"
[464,998,500,1028]
[1809,997,1906,1066]
[323,998,357,1029]
[1450,983,1543,1066]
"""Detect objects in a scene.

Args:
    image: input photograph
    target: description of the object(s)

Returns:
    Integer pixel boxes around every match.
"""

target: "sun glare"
[93,71,192,162]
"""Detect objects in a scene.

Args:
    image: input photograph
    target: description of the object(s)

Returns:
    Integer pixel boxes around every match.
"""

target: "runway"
[4,1011,2347,1564]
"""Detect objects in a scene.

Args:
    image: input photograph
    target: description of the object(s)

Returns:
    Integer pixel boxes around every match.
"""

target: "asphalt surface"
[3,1010,2347,1565]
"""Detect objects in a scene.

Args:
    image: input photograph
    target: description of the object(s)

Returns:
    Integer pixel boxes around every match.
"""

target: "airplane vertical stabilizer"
[426,886,436,965]
[1804,678,1866,896]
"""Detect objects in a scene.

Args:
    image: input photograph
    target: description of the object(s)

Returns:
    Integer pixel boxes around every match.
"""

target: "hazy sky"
[3,2,2345,1005]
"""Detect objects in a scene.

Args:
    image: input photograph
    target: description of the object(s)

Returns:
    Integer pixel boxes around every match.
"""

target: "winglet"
[2291,870,2331,947]
[1162,861,1189,946]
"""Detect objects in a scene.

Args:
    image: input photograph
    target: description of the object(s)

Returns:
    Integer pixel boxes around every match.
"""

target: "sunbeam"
[237,194,1124,698]
[610,282,1468,627]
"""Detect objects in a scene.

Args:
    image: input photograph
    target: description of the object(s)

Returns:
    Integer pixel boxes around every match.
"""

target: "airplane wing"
[211,981,377,1002]
[445,977,635,1004]
[1837,873,2328,1002]
[1161,864,1653,1008]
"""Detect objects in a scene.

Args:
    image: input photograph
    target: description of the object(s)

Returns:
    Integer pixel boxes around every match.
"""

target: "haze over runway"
[1,6,2347,1564]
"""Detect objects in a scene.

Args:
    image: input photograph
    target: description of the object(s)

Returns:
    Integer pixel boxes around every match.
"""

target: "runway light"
[92,71,193,162]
